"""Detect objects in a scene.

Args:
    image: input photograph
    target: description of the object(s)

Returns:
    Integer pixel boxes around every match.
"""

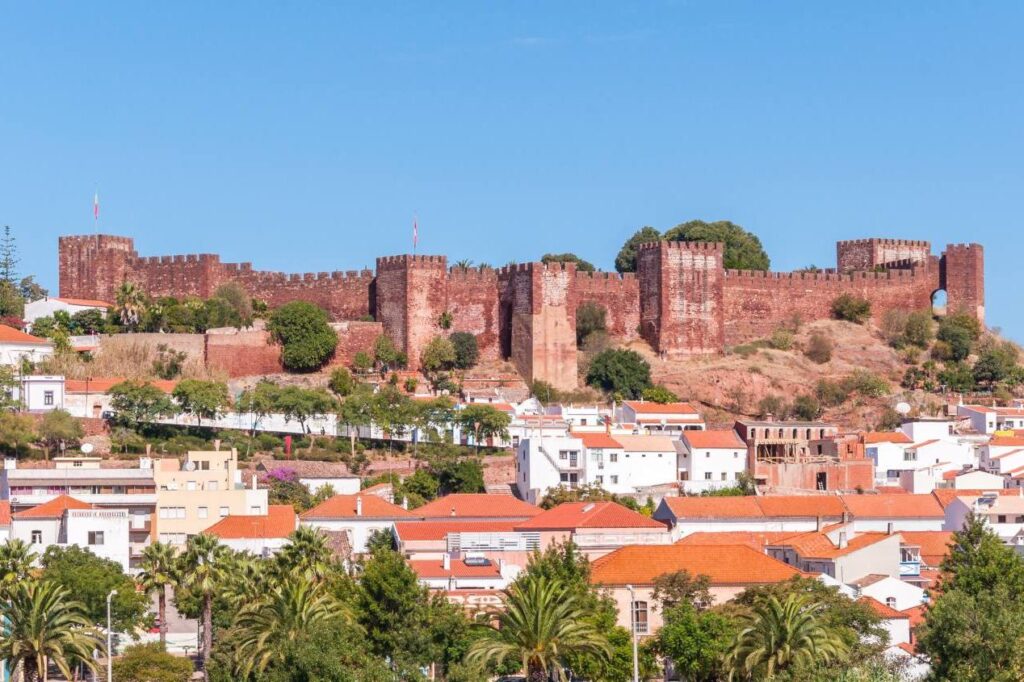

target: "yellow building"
[154,448,268,546]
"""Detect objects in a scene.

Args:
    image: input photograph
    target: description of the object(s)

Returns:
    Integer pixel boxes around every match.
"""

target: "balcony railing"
[899,561,921,577]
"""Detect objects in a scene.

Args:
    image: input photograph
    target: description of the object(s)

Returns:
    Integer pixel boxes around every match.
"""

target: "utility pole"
[627,584,639,682]
[107,589,118,682]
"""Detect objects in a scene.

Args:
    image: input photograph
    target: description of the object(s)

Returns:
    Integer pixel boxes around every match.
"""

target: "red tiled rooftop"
[858,596,909,619]
[53,297,113,308]
[394,520,517,542]
[65,377,177,394]
[300,494,416,520]
[570,431,622,449]
[931,487,1016,509]
[622,401,699,415]
[409,559,502,579]
[0,501,10,525]
[591,544,801,586]
[677,531,795,551]
[514,502,665,531]
[682,430,746,450]
[0,325,48,345]
[206,505,296,539]
[757,496,847,518]
[898,531,954,567]
[901,604,927,628]
[862,431,913,445]
[414,494,542,519]
[660,496,765,519]
[771,529,893,559]
[13,495,93,519]
[990,437,1024,447]
[838,494,944,519]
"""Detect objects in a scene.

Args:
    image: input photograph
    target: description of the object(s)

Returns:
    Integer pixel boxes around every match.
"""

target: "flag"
[93,193,100,220]
[413,217,418,250]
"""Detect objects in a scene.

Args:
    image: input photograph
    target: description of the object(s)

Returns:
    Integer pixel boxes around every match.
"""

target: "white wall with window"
[674,432,749,493]
[12,374,65,412]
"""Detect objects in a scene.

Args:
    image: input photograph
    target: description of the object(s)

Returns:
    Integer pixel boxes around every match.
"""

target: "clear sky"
[2,3,1021,338]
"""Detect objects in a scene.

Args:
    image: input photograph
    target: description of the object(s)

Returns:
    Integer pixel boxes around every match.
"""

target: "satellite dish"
[80,443,94,454]
[895,402,912,416]
[184,461,196,471]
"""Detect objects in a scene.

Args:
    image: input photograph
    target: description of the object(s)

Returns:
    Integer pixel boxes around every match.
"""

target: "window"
[611,475,619,484]
[250,506,262,514]
[31,530,42,544]
[679,471,689,481]
[44,390,54,406]
[199,461,211,470]
[208,481,218,491]
[631,601,649,635]
[998,515,1007,523]
[904,451,918,462]
[219,506,230,517]
[734,452,739,458]
[704,472,712,480]
[73,460,82,467]
[595,475,603,484]
[610,453,618,463]
[197,506,208,519]
[88,531,104,545]
[705,452,710,458]
[559,450,568,460]
[721,472,727,481]
[885,597,897,609]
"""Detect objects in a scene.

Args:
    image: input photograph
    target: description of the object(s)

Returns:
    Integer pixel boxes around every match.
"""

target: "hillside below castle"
[59,234,984,390]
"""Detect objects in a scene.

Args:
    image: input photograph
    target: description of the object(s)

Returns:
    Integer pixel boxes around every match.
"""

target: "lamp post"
[106,589,117,682]
[626,583,639,682]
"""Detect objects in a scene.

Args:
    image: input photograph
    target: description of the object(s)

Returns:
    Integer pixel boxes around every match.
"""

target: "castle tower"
[374,255,448,370]
[58,235,136,302]
[637,241,725,357]
[941,244,985,325]
[836,238,932,272]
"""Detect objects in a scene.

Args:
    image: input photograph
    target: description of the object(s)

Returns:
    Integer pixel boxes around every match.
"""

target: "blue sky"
[2,3,1022,338]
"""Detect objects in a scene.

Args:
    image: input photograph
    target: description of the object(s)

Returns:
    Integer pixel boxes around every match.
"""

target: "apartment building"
[675,430,749,493]
[10,495,132,571]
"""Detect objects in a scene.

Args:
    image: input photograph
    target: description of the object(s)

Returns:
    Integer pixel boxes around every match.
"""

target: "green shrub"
[804,333,833,364]
[642,385,680,404]
[449,331,479,369]
[843,370,890,398]
[576,302,607,346]
[585,348,652,399]
[815,379,850,407]
[769,329,794,351]
[268,301,338,372]
[791,395,822,421]
[831,294,872,324]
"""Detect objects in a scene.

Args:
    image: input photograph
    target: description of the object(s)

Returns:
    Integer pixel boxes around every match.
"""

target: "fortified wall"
[58,235,984,389]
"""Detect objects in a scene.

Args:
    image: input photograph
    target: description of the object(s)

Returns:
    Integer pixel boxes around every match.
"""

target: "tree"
[726,593,849,680]
[274,386,337,436]
[268,301,338,372]
[642,384,680,404]
[466,575,611,681]
[337,389,375,455]
[41,544,150,633]
[328,367,356,396]
[212,281,253,326]
[664,219,770,271]
[615,226,661,273]
[0,410,37,454]
[831,294,872,324]
[652,570,713,611]
[576,302,607,346]
[972,341,1020,388]
[177,534,230,680]
[903,310,934,348]
[0,279,24,319]
[115,281,147,329]
[0,225,18,284]
[541,252,596,272]
[538,484,640,511]
[36,409,84,459]
[0,538,36,599]
[421,336,457,376]
[456,403,511,451]
[937,313,981,362]
[804,332,833,364]
[70,308,106,335]
[235,380,280,436]
[791,394,822,421]
[939,361,975,392]
[449,331,479,369]
[113,642,195,682]
[275,526,337,582]
[0,579,103,682]
[19,275,48,302]
[137,542,178,645]
[372,334,406,372]
[172,379,230,427]
[654,601,737,682]
[585,348,651,399]
[433,456,485,495]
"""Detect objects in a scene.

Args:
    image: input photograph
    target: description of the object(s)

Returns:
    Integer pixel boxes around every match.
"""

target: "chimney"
[214,439,221,452]
[442,554,451,570]
[816,516,823,532]
[842,511,850,524]
[3,457,15,471]
[402,496,409,510]
[356,496,363,517]
[450,507,456,517]
[838,531,848,549]
[145,443,152,456]
[498,557,505,573]
[251,474,257,491]
[887,522,895,535]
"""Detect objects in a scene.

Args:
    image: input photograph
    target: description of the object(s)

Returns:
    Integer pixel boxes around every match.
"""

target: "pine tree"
[0,226,18,285]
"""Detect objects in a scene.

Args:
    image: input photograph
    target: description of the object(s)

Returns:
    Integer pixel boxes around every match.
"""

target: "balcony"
[11,493,157,506]
[899,561,921,577]
[573,532,672,549]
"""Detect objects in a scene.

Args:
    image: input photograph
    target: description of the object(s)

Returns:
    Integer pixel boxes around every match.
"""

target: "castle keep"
[59,235,984,389]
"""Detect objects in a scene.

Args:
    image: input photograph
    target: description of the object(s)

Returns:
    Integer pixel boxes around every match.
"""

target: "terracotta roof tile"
[65,378,177,394]
[676,531,795,551]
[614,435,677,452]
[770,529,893,559]
[862,432,913,445]
[902,605,927,628]
[622,401,699,415]
[931,487,1016,508]
[394,520,517,542]
[839,494,944,519]
[0,325,49,345]
[413,494,542,519]
[13,495,93,519]
[300,494,415,520]
[757,496,846,518]
[875,486,909,495]
[206,505,297,539]
[661,496,765,519]
[990,436,1024,447]
[409,558,502,579]
[53,297,113,308]
[898,531,954,567]
[682,430,746,449]
[858,596,909,619]
[0,501,10,525]
[570,431,622,449]
[514,502,665,530]
[591,544,800,586]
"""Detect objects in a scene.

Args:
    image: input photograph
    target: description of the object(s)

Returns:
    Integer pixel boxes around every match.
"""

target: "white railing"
[572,532,671,548]
[448,532,540,552]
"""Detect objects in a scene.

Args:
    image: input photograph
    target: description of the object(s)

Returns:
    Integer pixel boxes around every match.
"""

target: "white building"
[24,296,112,329]
[675,430,749,493]
[616,401,705,435]
[0,325,52,367]
[13,374,65,412]
[980,435,1024,474]
[11,495,131,572]
[850,574,926,612]
[206,504,298,557]
[863,431,914,485]
[958,404,1024,434]
[945,492,1024,542]
[300,493,416,554]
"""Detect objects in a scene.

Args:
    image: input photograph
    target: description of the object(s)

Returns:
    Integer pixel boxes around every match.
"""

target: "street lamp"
[626,584,639,682]
[107,589,118,682]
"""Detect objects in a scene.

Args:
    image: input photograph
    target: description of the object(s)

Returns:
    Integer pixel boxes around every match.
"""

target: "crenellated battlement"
[446,265,498,281]
[837,238,931,248]
[376,254,447,269]
[637,240,725,253]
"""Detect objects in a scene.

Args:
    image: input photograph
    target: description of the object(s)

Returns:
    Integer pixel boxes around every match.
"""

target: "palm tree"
[0,579,103,682]
[177,533,230,680]
[275,526,335,581]
[466,575,611,681]
[0,538,36,599]
[726,593,849,680]
[115,281,146,329]
[233,576,343,677]
[136,541,177,645]
[221,552,273,612]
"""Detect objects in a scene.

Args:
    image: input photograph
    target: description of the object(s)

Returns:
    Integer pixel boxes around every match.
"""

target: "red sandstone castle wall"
[446,267,501,362]
[942,244,985,324]
[574,272,640,342]
[837,239,932,272]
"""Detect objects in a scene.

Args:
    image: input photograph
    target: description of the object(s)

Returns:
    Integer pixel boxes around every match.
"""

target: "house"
[252,458,360,495]
[0,501,11,542]
[765,524,902,583]
[958,404,1024,434]
[944,492,1024,542]
[616,401,705,435]
[851,575,926,612]
[652,495,847,540]
[675,430,749,493]
[896,530,954,587]
[0,325,52,367]
[153,448,268,547]
[414,493,542,522]
[300,493,416,553]
[590,544,801,633]
[512,501,670,558]
[858,596,913,646]
[24,296,112,329]
[839,494,946,532]
[12,374,65,412]
[394,520,519,560]
[206,504,298,556]
[409,554,508,591]
[980,435,1024,474]
[941,468,1004,490]
[862,431,914,485]
[11,495,131,571]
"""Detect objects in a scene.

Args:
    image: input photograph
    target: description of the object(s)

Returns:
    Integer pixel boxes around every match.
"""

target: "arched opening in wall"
[576,301,608,349]
[931,289,948,317]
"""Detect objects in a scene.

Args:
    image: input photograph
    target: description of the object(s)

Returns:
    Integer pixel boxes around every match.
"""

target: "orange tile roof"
[757,496,847,518]
[839,494,944,519]
[901,604,927,628]
[992,449,1024,460]
[661,496,765,519]
[570,431,622,449]
[514,502,665,531]
[771,529,893,559]
[394,520,517,542]
[206,505,296,539]
[0,501,10,525]
[413,494,542,519]
[300,494,415,520]
[682,430,746,449]
[908,439,940,450]
[875,486,909,495]
[0,325,48,345]
[622,401,699,415]
[676,531,795,551]
[990,436,1024,447]
[942,470,959,480]
[54,297,113,308]
[64,378,177,394]
[858,596,909,619]
[13,495,92,519]
[409,559,502,579]
[591,544,801,586]
[898,531,954,567]
[863,431,913,445]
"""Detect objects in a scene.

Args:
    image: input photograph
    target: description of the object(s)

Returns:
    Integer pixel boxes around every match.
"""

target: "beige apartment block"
[154,448,268,546]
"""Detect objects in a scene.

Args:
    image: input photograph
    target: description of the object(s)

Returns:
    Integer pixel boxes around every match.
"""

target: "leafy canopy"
[268,301,339,372]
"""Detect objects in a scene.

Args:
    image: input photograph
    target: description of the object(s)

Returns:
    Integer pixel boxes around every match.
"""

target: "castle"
[59,235,984,389]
